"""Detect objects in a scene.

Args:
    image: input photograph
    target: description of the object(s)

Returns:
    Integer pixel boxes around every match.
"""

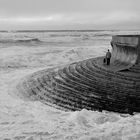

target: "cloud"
[0,11,139,30]
[0,0,139,29]
[0,14,64,23]
[99,11,139,24]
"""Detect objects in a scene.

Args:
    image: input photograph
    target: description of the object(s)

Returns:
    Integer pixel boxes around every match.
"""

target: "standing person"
[106,49,111,65]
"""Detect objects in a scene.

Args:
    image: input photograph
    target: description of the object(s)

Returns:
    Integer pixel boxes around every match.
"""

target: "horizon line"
[0,29,139,33]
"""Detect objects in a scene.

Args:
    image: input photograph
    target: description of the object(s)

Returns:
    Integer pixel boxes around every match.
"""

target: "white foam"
[0,31,140,139]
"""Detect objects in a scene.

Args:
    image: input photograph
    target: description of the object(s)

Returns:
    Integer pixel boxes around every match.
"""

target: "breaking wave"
[0,38,42,44]
[94,34,112,37]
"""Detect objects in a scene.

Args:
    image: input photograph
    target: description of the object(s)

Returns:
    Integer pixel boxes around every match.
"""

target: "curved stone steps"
[58,68,93,92]
[121,72,140,81]
[19,78,60,110]
[94,59,140,80]
[129,69,140,73]
[38,75,81,98]
[54,77,93,95]
[74,62,136,98]
[35,76,105,111]
[91,60,140,94]
[37,75,103,111]
[85,60,135,87]
[58,65,131,110]
[62,66,111,97]
[27,77,83,111]
[73,65,139,109]
[81,60,111,80]
[21,76,76,111]
[52,76,122,111]
[132,65,140,70]
[40,74,93,101]
[54,76,103,99]
[90,59,137,83]
[59,63,140,112]
[51,88,104,111]
[53,76,104,101]
[129,66,140,73]
[51,76,109,108]
[90,59,140,95]
[64,64,105,88]
[88,60,140,96]
[53,75,129,111]
[31,89,68,111]
[67,63,140,111]
[83,62,138,95]
[71,63,135,102]
[77,61,133,90]
[43,68,131,112]
[69,64,116,95]
[47,80,129,113]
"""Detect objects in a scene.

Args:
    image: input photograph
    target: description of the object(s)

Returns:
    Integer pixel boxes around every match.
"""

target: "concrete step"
[74,62,136,97]
[25,76,81,111]
[37,75,104,110]
[86,60,135,87]
[37,78,103,111]
[93,58,140,80]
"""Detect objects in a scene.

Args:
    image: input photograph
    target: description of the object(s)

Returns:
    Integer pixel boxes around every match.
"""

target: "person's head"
[108,49,110,52]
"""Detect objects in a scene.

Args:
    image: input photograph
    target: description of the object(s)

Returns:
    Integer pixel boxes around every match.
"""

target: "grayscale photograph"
[0,0,139,139]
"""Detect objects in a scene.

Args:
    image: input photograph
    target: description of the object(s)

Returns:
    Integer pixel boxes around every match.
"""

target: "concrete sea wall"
[111,35,140,64]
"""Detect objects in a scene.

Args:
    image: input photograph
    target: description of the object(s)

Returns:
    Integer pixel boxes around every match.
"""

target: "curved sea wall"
[111,35,140,64]
[17,35,140,114]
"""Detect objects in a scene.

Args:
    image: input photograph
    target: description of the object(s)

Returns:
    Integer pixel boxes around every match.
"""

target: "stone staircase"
[17,57,140,114]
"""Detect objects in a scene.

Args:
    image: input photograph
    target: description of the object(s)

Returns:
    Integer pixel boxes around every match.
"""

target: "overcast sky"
[0,0,139,30]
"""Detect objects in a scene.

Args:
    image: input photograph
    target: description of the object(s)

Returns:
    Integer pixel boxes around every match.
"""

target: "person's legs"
[103,58,106,64]
[107,58,109,65]
[107,59,108,65]
[107,58,110,65]
[108,58,110,65]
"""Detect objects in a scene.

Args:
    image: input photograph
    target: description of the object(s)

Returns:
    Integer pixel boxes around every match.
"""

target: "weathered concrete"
[111,35,140,64]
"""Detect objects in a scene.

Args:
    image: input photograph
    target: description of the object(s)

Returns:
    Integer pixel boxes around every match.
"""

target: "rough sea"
[0,30,140,140]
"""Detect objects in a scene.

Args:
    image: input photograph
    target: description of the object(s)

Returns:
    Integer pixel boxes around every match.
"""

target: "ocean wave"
[50,34,82,37]
[0,38,42,44]
[49,33,111,39]
[94,34,112,37]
